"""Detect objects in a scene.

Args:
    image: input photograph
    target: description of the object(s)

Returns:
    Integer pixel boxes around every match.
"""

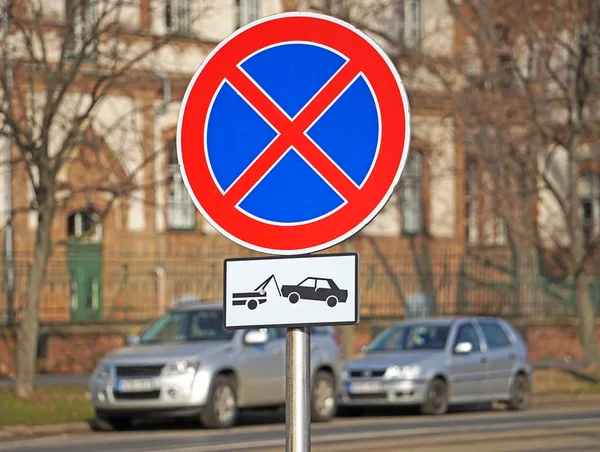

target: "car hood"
[344,350,444,369]
[100,341,235,365]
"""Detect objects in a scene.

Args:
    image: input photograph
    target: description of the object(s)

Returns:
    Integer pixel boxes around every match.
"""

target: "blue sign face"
[206,42,380,225]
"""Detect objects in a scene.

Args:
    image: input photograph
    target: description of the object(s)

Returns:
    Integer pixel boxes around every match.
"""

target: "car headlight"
[93,363,110,380]
[163,360,200,376]
[384,364,421,380]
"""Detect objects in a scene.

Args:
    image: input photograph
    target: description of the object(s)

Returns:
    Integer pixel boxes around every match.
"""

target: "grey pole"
[2,0,14,323]
[286,326,311,452]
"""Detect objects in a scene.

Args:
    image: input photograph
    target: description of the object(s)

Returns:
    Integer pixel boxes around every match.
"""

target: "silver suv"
[89,301,343,429]
[339,316,533,415]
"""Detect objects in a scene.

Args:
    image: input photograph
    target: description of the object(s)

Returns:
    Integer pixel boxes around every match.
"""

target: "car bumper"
[338,378,428,406]
[89,369,213,413]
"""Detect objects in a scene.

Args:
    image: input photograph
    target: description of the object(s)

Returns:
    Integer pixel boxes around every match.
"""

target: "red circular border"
[179,14,408,253]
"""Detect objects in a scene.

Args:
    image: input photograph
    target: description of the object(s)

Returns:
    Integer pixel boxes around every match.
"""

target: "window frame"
[399,149,425,235]
[64,0,99,59]
[236,0,260,29]
[477,320,513,350]
[67,209,102,241]
[396,0,422,48]
[166,138,196,231]
[452,322,482,354]
[165,0,192,36]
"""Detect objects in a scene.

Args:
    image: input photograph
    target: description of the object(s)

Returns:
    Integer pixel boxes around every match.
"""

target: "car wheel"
[95,410,133,431]
[311,371,337,422]
[420,378,448,415]
[507,373,531,411]
[288,292,300,304]
[247,299,258,310]
[201,375,238,429]
[326,296,338,308]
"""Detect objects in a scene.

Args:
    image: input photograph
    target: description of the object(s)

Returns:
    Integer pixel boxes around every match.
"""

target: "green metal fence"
[0,250,598,326]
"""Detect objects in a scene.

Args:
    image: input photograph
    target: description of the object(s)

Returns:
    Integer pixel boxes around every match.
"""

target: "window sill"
[166,227,196,233]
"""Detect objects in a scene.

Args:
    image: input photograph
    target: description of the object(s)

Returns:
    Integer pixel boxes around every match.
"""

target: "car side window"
[299,278,315,288]
[267,328,285,341]
[453,323,482,353]
[479,321,512,349]
[316,279,330,290]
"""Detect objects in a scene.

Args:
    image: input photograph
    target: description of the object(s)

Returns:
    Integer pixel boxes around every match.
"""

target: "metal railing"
[0,250,598,326]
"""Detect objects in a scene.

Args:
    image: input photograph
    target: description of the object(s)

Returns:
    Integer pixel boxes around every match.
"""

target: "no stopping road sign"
[177,13,411,255]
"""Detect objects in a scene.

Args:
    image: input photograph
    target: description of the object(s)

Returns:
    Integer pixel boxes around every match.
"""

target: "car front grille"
[349,369,386,378]
[115,365,164,378]
[113,390,161,401]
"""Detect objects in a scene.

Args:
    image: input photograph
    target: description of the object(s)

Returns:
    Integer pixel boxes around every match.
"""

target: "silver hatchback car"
[89,301,343,429]
[339,317,533,415]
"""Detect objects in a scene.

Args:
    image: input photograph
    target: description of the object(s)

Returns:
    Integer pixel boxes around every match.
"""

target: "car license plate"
[348,381,383,394]
[116,378,155,393]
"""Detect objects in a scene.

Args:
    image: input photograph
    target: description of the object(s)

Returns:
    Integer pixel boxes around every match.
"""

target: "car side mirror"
[454,342,473,354]
[127,335,140,345]
[244,329,269,346]
[360,345,368,353]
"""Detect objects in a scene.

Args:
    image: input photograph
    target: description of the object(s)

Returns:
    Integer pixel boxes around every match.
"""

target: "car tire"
[200,375,238,429]
[420,378,448,415]
[95,410,133,431]
[311,371,337,422]
[506,373,531,411]
[247,299,258,310]
[288,293,300,304]
[326,296,338,308]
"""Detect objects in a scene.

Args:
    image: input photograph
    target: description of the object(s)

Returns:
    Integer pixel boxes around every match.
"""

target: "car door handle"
[272,347,282,355]
[480,357,487,364]
[509,353,516,360]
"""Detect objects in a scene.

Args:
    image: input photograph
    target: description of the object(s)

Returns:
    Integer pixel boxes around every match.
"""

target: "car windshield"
[139,309,234,344]
[365,324,450,352]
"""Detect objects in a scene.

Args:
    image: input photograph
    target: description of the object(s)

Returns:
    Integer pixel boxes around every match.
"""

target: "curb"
[0,421,92,439]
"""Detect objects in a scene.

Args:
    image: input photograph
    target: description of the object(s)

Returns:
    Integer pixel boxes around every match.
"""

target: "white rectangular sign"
[224,253,359,329]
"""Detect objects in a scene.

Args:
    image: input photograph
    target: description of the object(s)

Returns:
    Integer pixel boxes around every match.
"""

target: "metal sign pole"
[286,326,311,452]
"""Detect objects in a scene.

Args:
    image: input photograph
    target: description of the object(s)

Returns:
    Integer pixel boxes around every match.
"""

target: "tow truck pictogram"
[232,274,282,310]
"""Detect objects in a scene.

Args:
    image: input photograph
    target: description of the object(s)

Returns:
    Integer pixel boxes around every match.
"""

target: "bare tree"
[309,0,599,363]
[0,0,212,398]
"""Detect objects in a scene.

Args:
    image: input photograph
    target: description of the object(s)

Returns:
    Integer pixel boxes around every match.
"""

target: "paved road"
[1,405,599,452]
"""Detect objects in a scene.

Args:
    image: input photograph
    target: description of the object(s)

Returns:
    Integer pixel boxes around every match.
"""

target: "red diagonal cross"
[223,60,362,205]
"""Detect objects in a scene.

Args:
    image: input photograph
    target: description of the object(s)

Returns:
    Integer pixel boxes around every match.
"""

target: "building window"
[396,0,422,48]
[580,173,600,244]
[165,0,191,35]
[465,158,479,244]
[67,209,102,241]
[167,139,195,230]
[65,0,98,56]
[400,150,424,235]
[236,0,260,28]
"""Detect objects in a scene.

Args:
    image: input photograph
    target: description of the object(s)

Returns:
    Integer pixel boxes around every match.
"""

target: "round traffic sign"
[177,12,411,255]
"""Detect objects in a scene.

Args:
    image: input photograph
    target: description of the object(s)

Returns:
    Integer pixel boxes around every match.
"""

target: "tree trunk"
[574,271,598,366]
[568,133,598,367]
[15,205,54,398]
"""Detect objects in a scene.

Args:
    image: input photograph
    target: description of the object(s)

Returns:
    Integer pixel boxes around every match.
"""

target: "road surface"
[1,405,600,452]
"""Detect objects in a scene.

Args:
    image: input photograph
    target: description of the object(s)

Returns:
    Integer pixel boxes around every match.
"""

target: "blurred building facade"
[0,0,597,327]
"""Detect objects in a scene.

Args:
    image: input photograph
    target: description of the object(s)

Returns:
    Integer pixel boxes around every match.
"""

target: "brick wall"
[1,321,599,377]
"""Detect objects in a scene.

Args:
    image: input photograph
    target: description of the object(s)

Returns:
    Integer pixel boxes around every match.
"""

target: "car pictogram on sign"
[281,277,348,308]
